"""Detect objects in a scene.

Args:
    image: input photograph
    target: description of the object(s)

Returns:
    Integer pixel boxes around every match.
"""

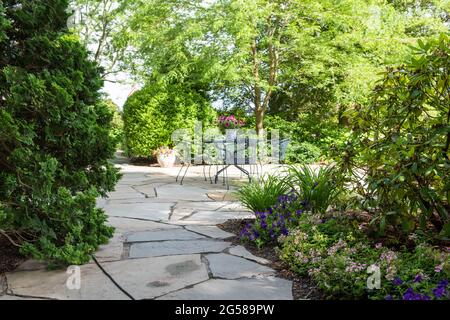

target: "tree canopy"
[123,0,449,133]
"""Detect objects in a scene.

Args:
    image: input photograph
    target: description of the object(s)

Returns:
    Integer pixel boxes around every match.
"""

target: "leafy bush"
[103,99,124,149]
[262,114,348,163]
[240,194,304,248]
[285,141,322,164]
[0,1,119,265]
[236,174,290,213]
[286,165,341,214]
[335,35,450,238]
[123,82,216,157]
[279,215,450,300]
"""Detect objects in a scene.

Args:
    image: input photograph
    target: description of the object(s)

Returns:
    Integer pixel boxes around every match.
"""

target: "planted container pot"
[226,129,239,141]
[154,147,176,168]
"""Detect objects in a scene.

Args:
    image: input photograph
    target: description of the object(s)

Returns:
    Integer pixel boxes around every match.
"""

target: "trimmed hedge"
[123,83,216,157]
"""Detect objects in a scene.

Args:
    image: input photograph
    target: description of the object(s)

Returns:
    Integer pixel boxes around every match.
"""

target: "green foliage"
[286,165,341,214]
[123,82,216,157]
[102,99,124,149]
[285,142,322,165]
[261,114,347,164]
[125,0,448,134]
[0,0,119,265]
[69,0,131,79]
[236,174,290,213]
[279,215,450,300]
[335,34,450,238]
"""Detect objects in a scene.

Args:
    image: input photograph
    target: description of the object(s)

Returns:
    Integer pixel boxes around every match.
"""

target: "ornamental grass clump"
[236,174,291,213]
[286,165,341,214]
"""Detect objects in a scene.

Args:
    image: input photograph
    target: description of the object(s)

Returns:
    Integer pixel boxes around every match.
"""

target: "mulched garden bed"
[0,235,25,275]
[218,219,326,300]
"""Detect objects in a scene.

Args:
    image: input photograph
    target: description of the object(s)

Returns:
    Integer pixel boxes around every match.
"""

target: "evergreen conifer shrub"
[123,83,217,157]
[0,0,120,264]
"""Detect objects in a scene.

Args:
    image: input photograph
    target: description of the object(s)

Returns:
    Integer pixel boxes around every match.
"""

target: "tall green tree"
[0,0,119,264]
[69,0,131,81]
[127,0,448,135]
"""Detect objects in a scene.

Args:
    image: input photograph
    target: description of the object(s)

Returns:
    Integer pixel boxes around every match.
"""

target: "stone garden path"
[1,161,293,300]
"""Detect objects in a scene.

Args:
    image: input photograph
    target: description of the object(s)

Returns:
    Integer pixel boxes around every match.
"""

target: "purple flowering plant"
[380,245,450,300]
[240,194,305,248]
[384,277,449,300]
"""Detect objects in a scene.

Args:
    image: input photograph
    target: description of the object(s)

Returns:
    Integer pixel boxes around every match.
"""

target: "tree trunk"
[251,39,264,136]
[256,108,265,136]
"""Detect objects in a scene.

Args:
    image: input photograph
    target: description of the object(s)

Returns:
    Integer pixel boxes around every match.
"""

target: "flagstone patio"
[1,163,293,300]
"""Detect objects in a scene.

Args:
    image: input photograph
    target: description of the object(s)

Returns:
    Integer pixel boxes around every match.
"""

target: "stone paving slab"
[101,255,209,300]
[205,254,275,279]
[227,246,271,265]
[219,202,251,212]
[107,186,147,200]
[103,202,174,221]
[172,201,230,213]
[126,229,206,243]
[14,260,48,272]
[95,233,124,262]
[129,240,231,258]
[108,217,181,234]
[185,225,234,239]
[5,264,129,300]
[3,164,294,301]
[149,184,212,202]
[207,191,239,202]
[115,174,152,186]
[158,277,293,300]
[182,211,254,222]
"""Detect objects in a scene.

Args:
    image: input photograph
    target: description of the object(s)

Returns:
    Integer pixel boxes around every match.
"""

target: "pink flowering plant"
[279,214,450,299]
[217,115,246,130]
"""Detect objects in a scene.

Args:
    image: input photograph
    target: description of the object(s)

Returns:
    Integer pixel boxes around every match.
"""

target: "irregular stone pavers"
[205,253,275,279]
[107,217,181,234]
[2,164,294,300]
[126,229,206,242]
[104,202,174,221]
[5,263,129,300]
[184,226,234,239]
[95,233,125,262]
[179,210,254,223]
[100,255,209,300]
[227,245,271,265]
[157,278,293,300]
[129,240,231,259]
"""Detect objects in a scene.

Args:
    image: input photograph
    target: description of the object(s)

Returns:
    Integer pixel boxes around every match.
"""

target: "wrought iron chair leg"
[180,164,190,185]
[176,163,185,182]
[208,165,213,184]
[225,166,229,190]
[203,164,207,181]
